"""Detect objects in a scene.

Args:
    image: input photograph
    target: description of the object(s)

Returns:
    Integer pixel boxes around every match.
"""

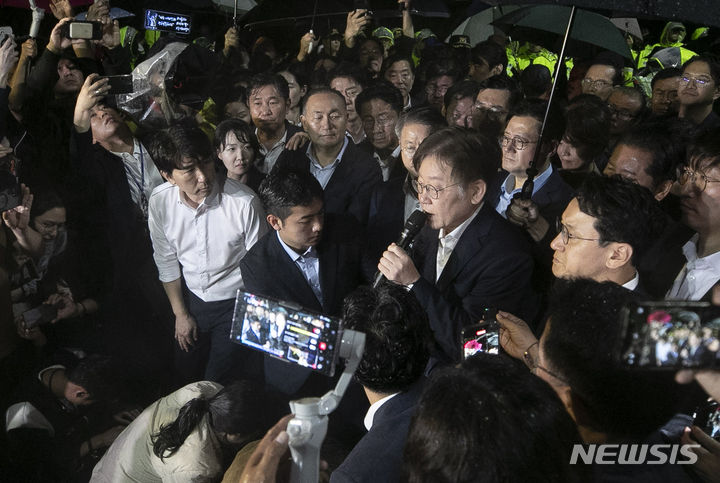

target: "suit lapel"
[317,241,337,313]
[436,205,491,291]
[267,234,323,311]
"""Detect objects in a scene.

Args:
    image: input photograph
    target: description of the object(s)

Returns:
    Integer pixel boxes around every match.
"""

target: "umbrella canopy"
[492,5,632,60]
[484,0,720,27]
[611,17,642,40]
[448,4,520,46]
[241,0,449,30]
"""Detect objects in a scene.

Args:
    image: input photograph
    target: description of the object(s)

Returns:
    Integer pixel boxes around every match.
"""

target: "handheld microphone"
[372,209,427,288]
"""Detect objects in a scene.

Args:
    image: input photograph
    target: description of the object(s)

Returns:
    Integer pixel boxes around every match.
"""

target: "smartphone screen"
[621,302,720,369]
[693,399,720,441]
[461,320,500,359]
[100,75,134,94]
[230,292,342,376]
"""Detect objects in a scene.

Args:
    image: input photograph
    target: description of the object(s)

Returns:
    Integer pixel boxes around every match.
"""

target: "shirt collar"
[306,136,349,169]
[439,204,483,241]
[255,126,289,152]
[683,233,720,266]
[622,271,640,291]
[276,231,315,261]
[363,392,399,431]
[501,163,554,197]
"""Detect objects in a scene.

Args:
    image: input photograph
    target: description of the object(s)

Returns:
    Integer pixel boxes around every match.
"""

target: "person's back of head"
[575,173,666,267]
[541,278,680,441]
[342,285,433,394]
[520,64,552,100]
[66,355,123,405]
[258,168,323,221]
[403,353,585,483]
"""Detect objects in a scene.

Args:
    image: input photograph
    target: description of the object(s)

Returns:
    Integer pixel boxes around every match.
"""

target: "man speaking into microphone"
[378,127,538,364]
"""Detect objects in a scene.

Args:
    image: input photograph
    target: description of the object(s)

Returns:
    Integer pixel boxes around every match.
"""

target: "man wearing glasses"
[663,131,720,301]
[494,101,573,231]
[377,127,537,364]
[677,55,720,135]
[550,174,665,293]
[581,60,622,101]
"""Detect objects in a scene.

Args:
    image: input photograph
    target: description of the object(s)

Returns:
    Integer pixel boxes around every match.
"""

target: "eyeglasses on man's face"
[499,134,538,151]
[555,219,601,245]
[412,179,461,199]
[677,166,720,192]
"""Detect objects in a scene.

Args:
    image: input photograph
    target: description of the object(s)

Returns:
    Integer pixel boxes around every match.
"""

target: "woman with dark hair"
[91,381,267,482]
[557,95,611,189]
[214,119,266,194]
[277,64,309,126]
[220,86,252,125]
[5,186,101,349]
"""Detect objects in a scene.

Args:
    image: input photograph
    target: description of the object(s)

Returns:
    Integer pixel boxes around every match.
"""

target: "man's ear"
[469,179,487,205]
[267,213,283,231]
[606,242,633,269]
[490,64,504,77]
[161,170,174,184]
[653,180,673,201]
[300,114,309,134]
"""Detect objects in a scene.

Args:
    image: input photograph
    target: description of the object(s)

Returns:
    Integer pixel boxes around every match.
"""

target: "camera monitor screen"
[144,9,191,35]
[461,320,500,359]
[231,292,342,376]
[621,302,720,369]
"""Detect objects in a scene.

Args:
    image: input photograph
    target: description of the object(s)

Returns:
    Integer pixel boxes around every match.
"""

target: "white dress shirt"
[666,234,720,300]
[276,232,323,305]
[363,393,399,430]
[622,271,640,291]
[110,138,164,216]
[436,204,483,282]
[148,178,267,302]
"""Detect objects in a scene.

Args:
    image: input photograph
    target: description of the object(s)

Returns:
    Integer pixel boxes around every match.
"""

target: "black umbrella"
[484,0,720,27]
[492,5,632,60]
[241,0,449,30]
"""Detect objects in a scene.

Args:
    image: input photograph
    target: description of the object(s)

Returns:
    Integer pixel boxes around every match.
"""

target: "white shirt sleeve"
[148,192,182,283]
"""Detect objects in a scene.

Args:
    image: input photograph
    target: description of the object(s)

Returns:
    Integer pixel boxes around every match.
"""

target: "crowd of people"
[1,0,720,481]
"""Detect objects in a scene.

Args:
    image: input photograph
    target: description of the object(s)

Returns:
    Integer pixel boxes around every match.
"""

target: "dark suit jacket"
[273,139,382,225]
[411,203,537,363]
[330,381,424,483]
[239,215,371,395]
[367,174,409,259]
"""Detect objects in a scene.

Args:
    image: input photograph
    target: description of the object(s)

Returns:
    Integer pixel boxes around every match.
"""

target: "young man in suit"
[272,88,382,226]
[330,284,432,483]
[239,168,371,395]
[378,127,537,364]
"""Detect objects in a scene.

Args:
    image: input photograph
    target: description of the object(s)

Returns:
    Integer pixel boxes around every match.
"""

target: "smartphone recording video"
[621,301,720,369]
[461,320,500,359]
[62,21,103,40]
[100,75,134,95]
[231,292,343,376]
